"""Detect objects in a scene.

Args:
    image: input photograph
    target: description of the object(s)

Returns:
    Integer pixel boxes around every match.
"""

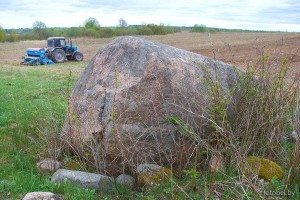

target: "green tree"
[33,21,47,39]
[0,25,6,42]
[66,27,83,38]
[7,30,18,42]
[83,28,99,38]
[118,18,128,28]
[99,28,115,38]
[191,24,208,32]
[84,17,100,29]
[137,25,153,35]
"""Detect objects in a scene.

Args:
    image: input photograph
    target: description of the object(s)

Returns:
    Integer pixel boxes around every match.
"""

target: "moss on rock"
[137,167,172,188]
[242,156,283,181]
[64,160,83,170]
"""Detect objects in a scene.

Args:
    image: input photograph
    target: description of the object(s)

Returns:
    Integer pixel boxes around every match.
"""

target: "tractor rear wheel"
[51,49,66,63]
[73,52,83,62]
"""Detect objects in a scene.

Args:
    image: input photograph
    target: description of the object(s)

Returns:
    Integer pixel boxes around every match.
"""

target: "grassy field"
[0,62,98,199]
[0,32,299,199]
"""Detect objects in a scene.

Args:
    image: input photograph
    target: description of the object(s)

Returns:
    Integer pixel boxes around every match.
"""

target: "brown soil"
[1,32,299,75]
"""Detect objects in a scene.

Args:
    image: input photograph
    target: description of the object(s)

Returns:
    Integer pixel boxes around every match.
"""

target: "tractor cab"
[46,37,83,63]
[47,37,67,48]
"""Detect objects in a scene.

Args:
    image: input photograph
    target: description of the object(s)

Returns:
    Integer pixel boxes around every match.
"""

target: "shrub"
[0,26,5,42]
[19,33,34,41]
[83,28,99,38]
[147,24,166,35]
[99,28,115,38]
[66,27,83,38]
[6,30,19,42]
[191,24,208,32]
[164,54,299,198]
[137,26,153,35]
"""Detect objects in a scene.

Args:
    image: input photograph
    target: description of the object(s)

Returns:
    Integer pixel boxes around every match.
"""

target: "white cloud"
[0,0,299,31]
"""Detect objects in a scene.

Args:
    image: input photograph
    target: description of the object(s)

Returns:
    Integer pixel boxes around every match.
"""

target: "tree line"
[0,18,181,42]
[0,19,273,43]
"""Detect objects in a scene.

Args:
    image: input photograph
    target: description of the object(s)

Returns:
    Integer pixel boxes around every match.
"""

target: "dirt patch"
[191,35,300,72]
[1,32,299,75]
[9,123,18,128]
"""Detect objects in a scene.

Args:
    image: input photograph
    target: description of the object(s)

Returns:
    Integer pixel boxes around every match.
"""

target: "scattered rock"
[62,36,240,174]
[37,158,61,173]
[51,169,114,192]
[116,174,135,187]
[9,123,18,128]
[257,178,268,193]
[209,154,224,173]
[282,130,299,142]
[291,130,299,142]
[137,164,172,187]
[22,192,63,200]
[242,156,284,181]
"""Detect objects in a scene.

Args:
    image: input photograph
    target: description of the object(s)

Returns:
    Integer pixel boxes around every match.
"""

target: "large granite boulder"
[62,36,239,175]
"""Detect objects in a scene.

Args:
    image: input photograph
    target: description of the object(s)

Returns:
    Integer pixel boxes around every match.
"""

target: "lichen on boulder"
[137,164,172,188]
[64,160,82,170]
[241,156,284,181]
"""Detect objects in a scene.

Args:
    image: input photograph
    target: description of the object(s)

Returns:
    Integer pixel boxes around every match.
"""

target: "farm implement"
[21,37,83,66]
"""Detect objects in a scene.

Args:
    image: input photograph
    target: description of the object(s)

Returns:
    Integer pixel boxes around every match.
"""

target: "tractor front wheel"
[51,49,66,63]
[73,52,83,62]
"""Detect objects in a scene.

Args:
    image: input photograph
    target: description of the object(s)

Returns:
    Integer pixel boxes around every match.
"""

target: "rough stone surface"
[209,154,224,173]
[51,169,114,192]
[22,192,62,200]
[116,174,135,187]
[37,158,61,173]
[137,164,172,188]
[242,156,284,181]
[62,36,240,174]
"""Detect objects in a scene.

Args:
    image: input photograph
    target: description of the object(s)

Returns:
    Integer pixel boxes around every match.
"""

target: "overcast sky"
[1,0,300,31]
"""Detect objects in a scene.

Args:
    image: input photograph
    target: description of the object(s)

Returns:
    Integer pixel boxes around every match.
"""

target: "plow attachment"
[21,48,54,66]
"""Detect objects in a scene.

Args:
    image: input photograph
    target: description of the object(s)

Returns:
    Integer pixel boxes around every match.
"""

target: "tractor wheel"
[73,52,83,62]
[51,49,66,63]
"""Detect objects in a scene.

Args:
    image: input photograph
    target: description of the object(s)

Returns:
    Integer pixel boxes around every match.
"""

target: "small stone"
[116,174,135,187]
[209,154,224,173]
[137,164,172,188]
[51,169,114,192]
[22,192,62,200]
[37,158,61,173]
[292,130,299,142]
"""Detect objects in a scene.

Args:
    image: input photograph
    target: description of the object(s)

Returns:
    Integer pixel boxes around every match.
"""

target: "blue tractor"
[21,37,83,65]
[47,37,83,63]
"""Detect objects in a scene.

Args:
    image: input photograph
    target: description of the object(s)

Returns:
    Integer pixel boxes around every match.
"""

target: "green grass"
[1,60,299,199]
[0,62,101,199]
